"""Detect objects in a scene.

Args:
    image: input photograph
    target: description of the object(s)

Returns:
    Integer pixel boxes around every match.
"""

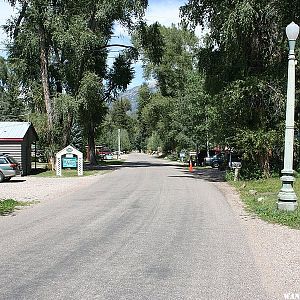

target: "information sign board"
[62,157,77,168]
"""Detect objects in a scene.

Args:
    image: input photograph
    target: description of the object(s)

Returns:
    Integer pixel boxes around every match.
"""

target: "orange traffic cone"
[189,160,193,172]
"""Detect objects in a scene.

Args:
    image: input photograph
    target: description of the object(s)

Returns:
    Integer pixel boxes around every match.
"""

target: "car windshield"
[0,157,8,164]
[6,156,18,164]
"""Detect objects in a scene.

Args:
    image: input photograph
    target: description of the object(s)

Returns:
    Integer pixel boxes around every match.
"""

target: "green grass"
[0,199,33,216]
[30,159,125,178]
[194,165,211,170]
[31,169,111,178]
[231,178,300,229]
[97,159,125,166]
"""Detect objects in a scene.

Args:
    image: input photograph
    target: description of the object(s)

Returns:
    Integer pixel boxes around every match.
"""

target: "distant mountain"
[119,83,157,113]
[119,86,140,113]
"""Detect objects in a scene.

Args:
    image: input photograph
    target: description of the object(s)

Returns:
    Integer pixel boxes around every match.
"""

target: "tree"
[180,0,293,177]
[77,72,107,165]
[135,84,153,151]
[172,71,210,151]
[4,0,163,165]
[98,97,135,152]
[110,98,132,131]
[136,26,206,154]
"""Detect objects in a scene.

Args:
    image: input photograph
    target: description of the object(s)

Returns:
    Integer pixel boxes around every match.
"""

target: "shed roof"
[0,122,38,141]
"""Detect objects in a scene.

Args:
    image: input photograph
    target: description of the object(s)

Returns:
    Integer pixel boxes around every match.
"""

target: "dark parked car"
[205,152,242,169]
[204,153,225,168]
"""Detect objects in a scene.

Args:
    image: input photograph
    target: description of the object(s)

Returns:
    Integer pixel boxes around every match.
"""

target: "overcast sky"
[0,0,193,88]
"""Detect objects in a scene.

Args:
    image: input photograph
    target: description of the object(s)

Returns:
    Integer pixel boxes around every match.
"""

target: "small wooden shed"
[0,122,38,175]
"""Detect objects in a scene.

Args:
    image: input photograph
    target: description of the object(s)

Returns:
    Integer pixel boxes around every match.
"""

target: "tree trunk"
[260,153,270,178]
[88,126,97,165]
[63,114,73,147]
[38,21,55,170]
[38,22,53,132]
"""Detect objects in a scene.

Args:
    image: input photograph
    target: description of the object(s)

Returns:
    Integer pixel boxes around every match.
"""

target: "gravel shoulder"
[0,172,110,203]
[214,181,300,300]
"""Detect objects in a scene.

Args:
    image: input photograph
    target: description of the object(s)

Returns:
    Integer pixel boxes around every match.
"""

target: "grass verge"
[30,160,125,177]
[230,177,300,229]
[0,199,33,216]
[31,169,111,178]
[97,159,125,166]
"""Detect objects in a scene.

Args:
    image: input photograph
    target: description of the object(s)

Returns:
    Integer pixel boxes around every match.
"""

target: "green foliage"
[77,71,107,131]
[98,97,135,152]
[70,123,85,153]
[0,57,25,121]
[146,131,162,151]
[97,126,132,152]
[0,199,32,216]
[236,129,283,178]
[142,24,198,97]
[225,170,235,181]
[110,98,132,130]
[179,0,295,178]
[135,26,203,154]
[77,71,108,164]
[172,71,210,150]
[107,54,135,96]
[134,21,164,65]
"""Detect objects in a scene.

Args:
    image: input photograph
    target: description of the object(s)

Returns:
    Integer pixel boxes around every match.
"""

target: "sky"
[0,0,195,89]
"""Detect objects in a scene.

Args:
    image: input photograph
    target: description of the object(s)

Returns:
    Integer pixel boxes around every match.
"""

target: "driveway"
[0,153,299,300]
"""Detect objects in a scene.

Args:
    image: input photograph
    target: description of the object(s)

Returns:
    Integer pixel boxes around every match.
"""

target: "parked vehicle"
[204,153,225,168]
[0,153,21,182]
[97,148,113,160]
[204,150,243,169]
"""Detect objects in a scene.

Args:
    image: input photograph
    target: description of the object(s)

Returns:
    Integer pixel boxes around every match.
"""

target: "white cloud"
[145,0,185,27]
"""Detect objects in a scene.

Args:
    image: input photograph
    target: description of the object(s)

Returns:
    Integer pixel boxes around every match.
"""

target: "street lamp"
[278,22,299,211]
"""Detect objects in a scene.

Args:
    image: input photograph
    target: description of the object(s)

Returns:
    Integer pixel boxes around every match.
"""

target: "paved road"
[0,153,268,300]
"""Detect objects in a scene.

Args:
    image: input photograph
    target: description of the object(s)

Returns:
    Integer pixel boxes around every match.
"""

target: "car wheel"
[212,161,219,168]
[0,172,4,183]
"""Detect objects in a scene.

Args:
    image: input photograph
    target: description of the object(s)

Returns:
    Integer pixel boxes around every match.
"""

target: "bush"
[225,170,235,181]
[168,153,178,161]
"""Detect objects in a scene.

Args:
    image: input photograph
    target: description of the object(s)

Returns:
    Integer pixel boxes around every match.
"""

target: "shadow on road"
[5,179,27,183]
[122,161,184,169]
[84,156,225,183]
[119,158,226,182]
[170,167,226,182]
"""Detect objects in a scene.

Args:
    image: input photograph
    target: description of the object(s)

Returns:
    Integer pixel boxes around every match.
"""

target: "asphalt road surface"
[0,153,268,300]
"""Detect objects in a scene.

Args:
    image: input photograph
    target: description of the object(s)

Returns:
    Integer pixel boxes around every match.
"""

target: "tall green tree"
[77,72,107,165]
[180,0,294,177]
[110,98,132,131]
[137,25,205,154]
